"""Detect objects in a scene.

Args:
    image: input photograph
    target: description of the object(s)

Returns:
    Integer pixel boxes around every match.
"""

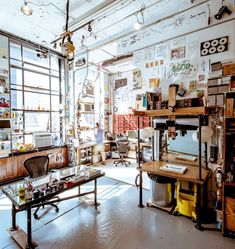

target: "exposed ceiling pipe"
[51,0,121,44]
[79,0,210,53]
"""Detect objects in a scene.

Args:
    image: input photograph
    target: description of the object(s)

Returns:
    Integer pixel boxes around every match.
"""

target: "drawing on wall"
[0,95,10,107]
[168,60,194,79]
[0,78,9,93]
[0,107,10,118]
[114,78,127,90]
[189,80,197,92]
[149,78,160,88]
[171,46,186,60]
[155,42,169,58]
[200,36,228,57]
[133,70,142,90]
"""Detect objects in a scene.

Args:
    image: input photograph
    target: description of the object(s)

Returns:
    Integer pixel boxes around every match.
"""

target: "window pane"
[10,43,21,60]
[51,95,60,111]
[25,134,33,144]
[10,59,22,67]
[51,70,59,77]
[51,77,60,91]
[51,56,59,71]
[51,112,60,132]
[24,71,49,89]
[11,90,23,109]
[25,112,50,132]
[10,68,22,85]
[23,47,49,68]
[52,132,61,146]
[24,92,50,110]
[24,63,49,74]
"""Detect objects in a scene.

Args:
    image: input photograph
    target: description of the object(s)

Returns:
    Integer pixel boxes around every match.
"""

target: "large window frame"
[9,41,63,150]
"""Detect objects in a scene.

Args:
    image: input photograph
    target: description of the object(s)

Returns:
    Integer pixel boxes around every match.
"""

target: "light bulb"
[134,22,141,30]
[21,2,33,16]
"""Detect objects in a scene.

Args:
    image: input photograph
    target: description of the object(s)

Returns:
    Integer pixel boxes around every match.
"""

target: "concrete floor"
[0,177,234,249]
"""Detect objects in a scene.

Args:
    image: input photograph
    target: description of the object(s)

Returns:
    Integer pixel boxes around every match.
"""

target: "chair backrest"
[116,140,129,154]
[23,156,49,178]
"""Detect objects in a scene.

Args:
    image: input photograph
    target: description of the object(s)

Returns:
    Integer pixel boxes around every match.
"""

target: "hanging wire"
[25,0,75,20]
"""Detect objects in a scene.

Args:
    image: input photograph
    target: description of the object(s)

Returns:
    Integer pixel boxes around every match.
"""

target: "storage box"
[225,197,235,231]
[226,98,234,116]
[223,64,235,76]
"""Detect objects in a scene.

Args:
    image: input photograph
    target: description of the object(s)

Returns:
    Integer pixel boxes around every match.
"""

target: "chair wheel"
[34,214,39,219]
[56,208,59,212]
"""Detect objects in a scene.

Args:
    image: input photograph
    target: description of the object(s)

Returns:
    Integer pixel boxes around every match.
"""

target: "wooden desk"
[141,161,209,185]
[77,141,113,165]
[137,160,210,230]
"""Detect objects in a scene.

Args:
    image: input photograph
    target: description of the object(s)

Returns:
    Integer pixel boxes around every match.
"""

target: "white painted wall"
[111,18,235,114]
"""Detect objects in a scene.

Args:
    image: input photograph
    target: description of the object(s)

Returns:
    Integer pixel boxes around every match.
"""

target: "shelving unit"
[0,36,11,158]
[222,92,235,237]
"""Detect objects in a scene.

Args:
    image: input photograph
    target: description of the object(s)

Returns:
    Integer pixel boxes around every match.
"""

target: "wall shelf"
[134,107,207,117]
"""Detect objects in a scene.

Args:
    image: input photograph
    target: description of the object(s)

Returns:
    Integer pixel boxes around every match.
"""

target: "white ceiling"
[0,0,195,71]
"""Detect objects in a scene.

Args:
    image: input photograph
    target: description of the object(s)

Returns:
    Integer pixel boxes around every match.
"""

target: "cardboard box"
[208,86,218,95]
[218,85,229,94]
[226,98,234,116]
[208,95,216,107]
[216,94,224,106]
[223,64,235,76]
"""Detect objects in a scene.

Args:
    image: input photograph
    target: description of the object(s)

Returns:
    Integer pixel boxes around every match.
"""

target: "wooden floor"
[0,177,234,249]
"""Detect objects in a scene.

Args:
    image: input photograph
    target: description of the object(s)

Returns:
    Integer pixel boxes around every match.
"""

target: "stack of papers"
[160,164,187,174]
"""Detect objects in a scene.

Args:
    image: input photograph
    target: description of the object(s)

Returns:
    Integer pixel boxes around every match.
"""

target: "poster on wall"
[168,59,195,80]
[155,42,170,58]
[200,36,228,57]
[114,78,127,90]
[133,70,142,90]
[0,95,10,107]
[170,46,186,60]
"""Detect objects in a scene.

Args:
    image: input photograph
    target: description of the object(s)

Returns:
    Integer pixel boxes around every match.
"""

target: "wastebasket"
[148,174,176,207]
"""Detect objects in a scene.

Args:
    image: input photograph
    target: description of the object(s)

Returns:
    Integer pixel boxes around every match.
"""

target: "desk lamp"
[140,127,155,140]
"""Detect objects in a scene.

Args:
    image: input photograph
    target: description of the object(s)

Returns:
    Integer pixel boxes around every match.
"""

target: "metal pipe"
[199,115,202,181]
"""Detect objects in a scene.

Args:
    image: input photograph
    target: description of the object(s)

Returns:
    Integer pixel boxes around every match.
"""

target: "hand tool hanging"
[60,0,75,66]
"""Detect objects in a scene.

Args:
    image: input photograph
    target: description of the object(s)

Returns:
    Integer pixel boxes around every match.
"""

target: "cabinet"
[0,146,68,183]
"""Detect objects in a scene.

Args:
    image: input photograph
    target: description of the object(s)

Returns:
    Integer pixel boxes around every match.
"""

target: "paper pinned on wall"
[133,70,142,90]
[144,46,155,61]
[133,50,145,65]
[155,42,170,58]
[170,36,186,49]
[186,39,199,59]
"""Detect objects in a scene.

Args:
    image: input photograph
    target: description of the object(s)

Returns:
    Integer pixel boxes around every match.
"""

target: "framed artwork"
[133,70,142,90]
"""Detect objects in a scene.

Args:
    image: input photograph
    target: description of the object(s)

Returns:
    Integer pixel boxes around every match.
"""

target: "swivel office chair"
[24,156,59,219]
[113,140,131,167]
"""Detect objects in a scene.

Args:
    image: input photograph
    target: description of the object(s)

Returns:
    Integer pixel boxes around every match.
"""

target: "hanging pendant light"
[21,1,33,16]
